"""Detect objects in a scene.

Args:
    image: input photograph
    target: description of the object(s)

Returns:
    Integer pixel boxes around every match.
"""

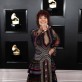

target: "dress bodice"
[31,27,60,60]
[31,27,59,48]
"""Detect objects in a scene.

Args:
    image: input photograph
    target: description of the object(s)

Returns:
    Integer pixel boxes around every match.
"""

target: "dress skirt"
[27,57,57,82]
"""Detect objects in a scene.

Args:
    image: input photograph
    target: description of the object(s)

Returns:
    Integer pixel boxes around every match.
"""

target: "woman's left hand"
[48,48,56,56]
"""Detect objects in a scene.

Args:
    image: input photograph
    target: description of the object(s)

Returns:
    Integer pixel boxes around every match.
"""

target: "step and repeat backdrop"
[0,0,82,69]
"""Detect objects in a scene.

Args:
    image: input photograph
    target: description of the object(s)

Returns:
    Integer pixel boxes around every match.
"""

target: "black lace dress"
[27,27,60,82]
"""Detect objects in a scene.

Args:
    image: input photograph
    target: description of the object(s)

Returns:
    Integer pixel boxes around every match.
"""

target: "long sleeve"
[31,30,37,46]
[50,28,60,48]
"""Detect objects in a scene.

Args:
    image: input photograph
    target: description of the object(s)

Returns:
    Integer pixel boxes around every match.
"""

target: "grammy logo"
[48,0,57,8]
[12,44,20,56]
[11,13,19,27]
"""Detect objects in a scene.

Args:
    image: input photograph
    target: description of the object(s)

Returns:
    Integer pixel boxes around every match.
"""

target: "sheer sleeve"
[31,29,38,46]
[50,28,60,48]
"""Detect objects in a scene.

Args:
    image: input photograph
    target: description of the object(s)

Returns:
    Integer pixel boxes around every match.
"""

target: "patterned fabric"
[27,27,59,82]
[27,59,57,82]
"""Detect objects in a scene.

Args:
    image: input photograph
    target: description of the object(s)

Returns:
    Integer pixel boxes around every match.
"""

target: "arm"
[49,29,60,56]
[31,30,38,46]
[31,29,41,46]
[51,29,60,48]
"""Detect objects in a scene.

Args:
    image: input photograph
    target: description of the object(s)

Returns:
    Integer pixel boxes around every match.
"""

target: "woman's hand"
[48,48,56,56]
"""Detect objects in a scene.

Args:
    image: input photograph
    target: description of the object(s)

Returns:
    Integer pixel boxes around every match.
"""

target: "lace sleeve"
[50,28,60,48]
[31,29,38,46]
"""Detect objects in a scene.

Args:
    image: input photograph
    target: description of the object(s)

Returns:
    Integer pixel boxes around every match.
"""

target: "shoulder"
[31,29,38,33]
[48,26,54,32]
[31,29,38,36]
[49,26,57,35]
[48,26,54,31]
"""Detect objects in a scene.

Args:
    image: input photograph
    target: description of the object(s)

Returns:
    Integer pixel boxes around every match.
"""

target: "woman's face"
[38,15,48,27]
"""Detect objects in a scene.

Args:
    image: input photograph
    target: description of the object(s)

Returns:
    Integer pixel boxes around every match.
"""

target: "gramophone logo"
[12,44,20,56]
[11,13,19,27]
[48,0,57,8]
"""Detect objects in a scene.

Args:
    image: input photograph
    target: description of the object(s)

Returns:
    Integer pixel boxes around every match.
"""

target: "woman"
[27,10,60,82]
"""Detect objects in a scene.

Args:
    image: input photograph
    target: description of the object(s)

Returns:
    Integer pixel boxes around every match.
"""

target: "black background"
[5,9,27,32]
[0,0,82,69]
[43,0,64,16]
[5,41,28,62]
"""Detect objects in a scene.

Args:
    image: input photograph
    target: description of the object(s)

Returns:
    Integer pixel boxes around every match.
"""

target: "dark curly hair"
[36,10,50,27]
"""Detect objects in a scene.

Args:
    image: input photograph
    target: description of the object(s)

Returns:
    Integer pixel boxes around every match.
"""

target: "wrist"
[51,47,56,50]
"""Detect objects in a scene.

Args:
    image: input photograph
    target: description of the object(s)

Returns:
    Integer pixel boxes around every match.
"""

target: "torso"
[32,27,57,60]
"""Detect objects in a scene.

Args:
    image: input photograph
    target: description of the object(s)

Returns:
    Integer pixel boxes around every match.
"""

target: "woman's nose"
[41,18,46,21]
